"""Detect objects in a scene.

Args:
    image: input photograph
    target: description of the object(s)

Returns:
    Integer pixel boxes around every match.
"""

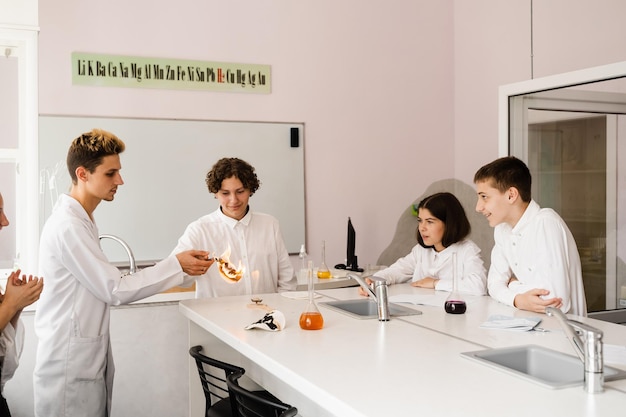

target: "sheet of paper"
[479,314,542,332]
[389,293,450,307]
[604,344,626,366]
[281,291,321,300]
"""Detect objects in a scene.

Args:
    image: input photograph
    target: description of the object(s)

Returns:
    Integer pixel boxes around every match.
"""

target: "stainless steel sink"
[320,298,422,319]
[588,309,626,325]
[461,345,626,389]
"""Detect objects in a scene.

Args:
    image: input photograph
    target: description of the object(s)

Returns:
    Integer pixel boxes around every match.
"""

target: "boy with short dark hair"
[474,156,586,316]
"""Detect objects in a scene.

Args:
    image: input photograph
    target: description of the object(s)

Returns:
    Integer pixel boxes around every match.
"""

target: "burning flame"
[216,245,245,283]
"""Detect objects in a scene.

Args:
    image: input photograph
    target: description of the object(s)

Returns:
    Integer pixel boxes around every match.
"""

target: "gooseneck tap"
[546,307,604,393]
[348,274,390,321]
[99,234,137,275]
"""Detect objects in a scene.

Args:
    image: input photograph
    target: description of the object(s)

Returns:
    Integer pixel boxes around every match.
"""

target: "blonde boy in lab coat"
[33,129,214,417]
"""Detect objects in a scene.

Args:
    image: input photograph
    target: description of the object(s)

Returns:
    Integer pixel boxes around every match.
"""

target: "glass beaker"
[444,252,467,314]
[317,240,331,279]
[300,260,324,330]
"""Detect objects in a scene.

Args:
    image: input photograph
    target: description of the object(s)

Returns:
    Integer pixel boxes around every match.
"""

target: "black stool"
[226,370,298,417]
[189,345,244,417]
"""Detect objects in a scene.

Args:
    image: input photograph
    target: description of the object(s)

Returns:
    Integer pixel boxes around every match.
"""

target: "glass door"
[527,113,611,312]
[508,86,625,312]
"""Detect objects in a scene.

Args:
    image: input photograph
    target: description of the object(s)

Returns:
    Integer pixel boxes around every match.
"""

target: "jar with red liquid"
[444,252,467,314]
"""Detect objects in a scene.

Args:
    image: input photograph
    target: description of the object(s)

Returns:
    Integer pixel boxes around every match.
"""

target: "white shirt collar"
[512,200,540,233]
[217,206,252,228]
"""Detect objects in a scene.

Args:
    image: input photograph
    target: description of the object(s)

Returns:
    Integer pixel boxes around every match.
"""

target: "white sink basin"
[320,298,422,319]
[462,344,626,389]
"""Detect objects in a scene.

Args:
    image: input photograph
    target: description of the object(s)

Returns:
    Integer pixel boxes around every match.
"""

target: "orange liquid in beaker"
[299,311,324,330]
[317,269,332,279]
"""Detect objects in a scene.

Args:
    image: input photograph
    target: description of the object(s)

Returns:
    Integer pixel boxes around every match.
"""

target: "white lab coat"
[34,194,194,417]
[0,319,24,394]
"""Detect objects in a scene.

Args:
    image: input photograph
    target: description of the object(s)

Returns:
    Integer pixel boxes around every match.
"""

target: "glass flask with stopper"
[444,252,467,314]
[317,240,331,279]
[299,260,324,330]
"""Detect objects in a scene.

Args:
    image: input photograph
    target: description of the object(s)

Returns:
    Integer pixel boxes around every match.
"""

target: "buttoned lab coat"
[34,194,194,417]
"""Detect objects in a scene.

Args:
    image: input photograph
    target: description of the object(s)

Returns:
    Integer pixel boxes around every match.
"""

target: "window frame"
[0,27,40,276]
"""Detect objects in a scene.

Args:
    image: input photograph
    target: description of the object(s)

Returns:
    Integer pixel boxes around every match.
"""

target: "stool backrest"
[226,371,298,417]
[189,345,243,417]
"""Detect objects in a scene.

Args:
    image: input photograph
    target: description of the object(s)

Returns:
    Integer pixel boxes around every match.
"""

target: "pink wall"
[38,1,626,266]
[532,0,626,77]
[453,0,530,182]
[453,0,626,183]
[38,1,455,265]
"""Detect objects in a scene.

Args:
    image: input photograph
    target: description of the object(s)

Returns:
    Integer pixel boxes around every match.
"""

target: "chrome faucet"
[546,307,604,393]
[348,274,390,321]
[99,234,137,275]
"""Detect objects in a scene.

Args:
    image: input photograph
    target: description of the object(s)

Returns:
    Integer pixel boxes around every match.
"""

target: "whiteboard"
[39,116,305,262]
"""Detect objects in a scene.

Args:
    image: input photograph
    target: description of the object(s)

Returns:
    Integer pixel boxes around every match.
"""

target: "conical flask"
[317,240,331,279]
[444,252,467,314]
[299,260,324,330]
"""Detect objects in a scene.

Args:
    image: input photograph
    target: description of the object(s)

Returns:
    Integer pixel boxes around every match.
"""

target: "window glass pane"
[0,52,19,149]
[528,114,607,312]
[618,115,626,307]
[0,163,16,268]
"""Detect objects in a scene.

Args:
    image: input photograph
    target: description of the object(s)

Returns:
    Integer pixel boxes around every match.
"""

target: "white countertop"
[179,284,626,417]
[136,267,358,304]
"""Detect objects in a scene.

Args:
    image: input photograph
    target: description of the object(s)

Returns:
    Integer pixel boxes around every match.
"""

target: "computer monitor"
[334,217,363,272]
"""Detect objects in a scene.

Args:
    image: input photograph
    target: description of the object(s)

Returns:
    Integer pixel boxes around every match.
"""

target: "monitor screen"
[334,217,363,272]
[347,217,356,268]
